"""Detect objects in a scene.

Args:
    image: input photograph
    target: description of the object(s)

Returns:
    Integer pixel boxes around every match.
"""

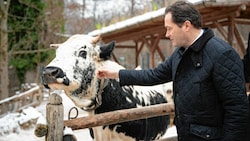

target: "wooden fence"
[0,84,42,116]
[46,93,177,141]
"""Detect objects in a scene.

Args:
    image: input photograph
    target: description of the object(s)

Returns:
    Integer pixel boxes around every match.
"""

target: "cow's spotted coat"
[42,34,170,141]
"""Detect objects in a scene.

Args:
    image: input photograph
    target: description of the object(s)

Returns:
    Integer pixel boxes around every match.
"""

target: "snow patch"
[0,107,42,136]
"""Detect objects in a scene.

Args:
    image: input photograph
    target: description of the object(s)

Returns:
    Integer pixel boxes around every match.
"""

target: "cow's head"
[41,34,117,110]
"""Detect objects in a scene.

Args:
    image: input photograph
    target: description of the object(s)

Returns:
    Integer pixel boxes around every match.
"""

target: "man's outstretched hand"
[96,69,120,79]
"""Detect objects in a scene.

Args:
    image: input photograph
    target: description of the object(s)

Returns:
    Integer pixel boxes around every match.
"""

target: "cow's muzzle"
[41,66,70,88]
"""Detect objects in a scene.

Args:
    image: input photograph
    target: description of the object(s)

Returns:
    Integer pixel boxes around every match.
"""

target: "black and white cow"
[41,34,170,141]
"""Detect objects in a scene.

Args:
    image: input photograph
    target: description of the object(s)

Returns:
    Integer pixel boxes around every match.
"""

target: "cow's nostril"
[42,66,66,85]
[41,66,70,87]
[51,69,59,76]
[44,66,65,78]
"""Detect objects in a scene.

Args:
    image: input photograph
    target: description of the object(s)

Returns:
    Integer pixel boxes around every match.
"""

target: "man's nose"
[165,31,170,39]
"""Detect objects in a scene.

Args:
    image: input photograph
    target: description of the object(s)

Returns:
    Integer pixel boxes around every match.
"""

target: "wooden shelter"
[89,0,250,68]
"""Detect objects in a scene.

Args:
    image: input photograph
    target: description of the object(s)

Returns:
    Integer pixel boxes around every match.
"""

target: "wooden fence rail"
[64,102,175,130]
[0,84,42,116]
[46,93,177,141]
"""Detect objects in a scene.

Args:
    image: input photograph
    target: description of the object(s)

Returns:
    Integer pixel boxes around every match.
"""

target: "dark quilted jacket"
[119,28,249,141]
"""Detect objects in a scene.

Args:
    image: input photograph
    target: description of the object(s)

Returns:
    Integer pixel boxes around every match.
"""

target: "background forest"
[0,0,173,99]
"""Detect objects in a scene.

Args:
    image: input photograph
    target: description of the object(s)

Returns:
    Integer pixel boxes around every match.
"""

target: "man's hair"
[165,1,202,28]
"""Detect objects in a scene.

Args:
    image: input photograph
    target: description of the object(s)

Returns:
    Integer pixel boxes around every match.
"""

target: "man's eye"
[79,51,87,59]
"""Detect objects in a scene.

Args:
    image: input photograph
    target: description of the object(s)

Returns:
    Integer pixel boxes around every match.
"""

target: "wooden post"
[46,93,64,141]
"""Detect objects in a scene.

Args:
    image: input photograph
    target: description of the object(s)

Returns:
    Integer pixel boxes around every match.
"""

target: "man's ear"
[183,20,192,31]
[99,41,115,60]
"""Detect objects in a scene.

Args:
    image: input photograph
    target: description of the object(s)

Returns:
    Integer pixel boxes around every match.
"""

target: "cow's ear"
[99,41,115,60]
[50,44,61,49]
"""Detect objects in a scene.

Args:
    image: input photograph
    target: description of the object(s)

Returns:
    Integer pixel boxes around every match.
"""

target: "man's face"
[164,13,187,48]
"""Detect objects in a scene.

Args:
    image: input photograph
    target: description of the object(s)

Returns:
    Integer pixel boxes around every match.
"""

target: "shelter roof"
[88,0,250,43]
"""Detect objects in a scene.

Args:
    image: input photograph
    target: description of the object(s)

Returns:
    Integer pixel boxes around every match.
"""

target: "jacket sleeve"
[213,49,249,141]
[119,57,173,86]
[243,32,250,82]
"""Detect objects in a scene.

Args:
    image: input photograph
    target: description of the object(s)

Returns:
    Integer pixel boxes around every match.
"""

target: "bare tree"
[43,0,65,45]
[0,0,10,100]
[64,0,93,34]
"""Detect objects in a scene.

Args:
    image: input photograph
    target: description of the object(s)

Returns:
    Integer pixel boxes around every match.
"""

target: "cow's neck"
[95,79,134,114]
[81,78,106,111]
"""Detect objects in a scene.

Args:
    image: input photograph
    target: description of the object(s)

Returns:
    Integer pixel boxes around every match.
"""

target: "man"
[97,1,249,141]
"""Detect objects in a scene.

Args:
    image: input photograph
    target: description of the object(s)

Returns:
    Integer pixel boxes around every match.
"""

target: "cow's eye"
[79,50,87,58]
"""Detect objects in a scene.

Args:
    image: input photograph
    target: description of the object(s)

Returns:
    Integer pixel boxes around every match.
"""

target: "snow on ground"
[0,91,92,141]
[0,90,176,141]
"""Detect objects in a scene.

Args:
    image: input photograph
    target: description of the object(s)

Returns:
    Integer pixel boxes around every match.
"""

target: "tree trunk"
[0,0,10,100]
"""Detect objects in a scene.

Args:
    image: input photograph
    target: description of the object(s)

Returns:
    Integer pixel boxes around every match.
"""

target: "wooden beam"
[213,21,227,40]
[234,22,246,55]
[135,41,145,67]
[151,35,166,63]
[202,8,240,24]
[228,16,234,46]
[135,41,138,67]
[204,20,229,28]
[156,47,165,61]
[142,37,155,67]
[151,35,161,52]
[143,36,157,67]
[234,18,250,25]
[103,25,165,43]
[136,40,145,54]
[64,103,175,130]
[111,53,119,63]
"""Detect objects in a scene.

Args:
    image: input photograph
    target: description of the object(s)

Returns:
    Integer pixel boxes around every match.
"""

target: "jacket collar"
[177,28,214,56]
[176,28,214,70]
[189,28,214,52]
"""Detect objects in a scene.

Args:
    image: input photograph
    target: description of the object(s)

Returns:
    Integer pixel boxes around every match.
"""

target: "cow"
[41,34,170,141]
